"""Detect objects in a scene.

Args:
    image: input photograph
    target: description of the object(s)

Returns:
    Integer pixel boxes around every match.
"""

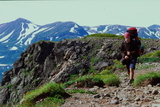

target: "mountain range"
[0,18,160,80]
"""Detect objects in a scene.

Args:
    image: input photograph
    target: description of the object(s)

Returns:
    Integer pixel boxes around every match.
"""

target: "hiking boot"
[127,79,134,86]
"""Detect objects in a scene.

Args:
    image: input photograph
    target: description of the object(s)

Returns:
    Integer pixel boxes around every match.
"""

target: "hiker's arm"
[120,43,126,58]
[121,52,126,58]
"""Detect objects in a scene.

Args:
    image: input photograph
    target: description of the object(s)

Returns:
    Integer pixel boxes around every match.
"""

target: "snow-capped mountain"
[0,18,88,46]
[0,18,88,79]
[83,25,128,35]
[83,25,160,39]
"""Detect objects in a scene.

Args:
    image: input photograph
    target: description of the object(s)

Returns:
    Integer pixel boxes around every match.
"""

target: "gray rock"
[94,61,109,70]
[135,97,140,101]
[110,99,119,104]
[152,89,159,95]
[103,93,111,98]
[11,77,20,85]
[93,94,101,98]
[144,90,151,94]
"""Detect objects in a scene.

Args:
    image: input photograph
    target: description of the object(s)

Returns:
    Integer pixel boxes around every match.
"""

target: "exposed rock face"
[0,41,55,104]
[0,38,159,104]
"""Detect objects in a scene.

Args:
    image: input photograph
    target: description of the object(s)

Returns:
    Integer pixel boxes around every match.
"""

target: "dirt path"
[61,62,160,107]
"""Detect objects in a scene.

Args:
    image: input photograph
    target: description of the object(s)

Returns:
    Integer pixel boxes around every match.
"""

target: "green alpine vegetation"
[95,74,120,87]
[86,33,123,39]
[138,50,160,63]
[134,72,160,87]
[16,82,69,107]
[63,75,104,88]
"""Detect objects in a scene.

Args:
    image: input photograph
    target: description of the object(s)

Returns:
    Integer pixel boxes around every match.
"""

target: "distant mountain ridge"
[0,18,160,79]
[0,18,88,46]
[83,25,160,39]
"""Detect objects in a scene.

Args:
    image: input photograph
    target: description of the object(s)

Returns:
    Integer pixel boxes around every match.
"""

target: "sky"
[0,0,160,27]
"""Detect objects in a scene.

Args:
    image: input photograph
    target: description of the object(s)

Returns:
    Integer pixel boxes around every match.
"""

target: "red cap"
[124,32,130,38]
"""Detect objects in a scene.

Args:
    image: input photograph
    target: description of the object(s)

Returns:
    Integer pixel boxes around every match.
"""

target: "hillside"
[0,34,160,106]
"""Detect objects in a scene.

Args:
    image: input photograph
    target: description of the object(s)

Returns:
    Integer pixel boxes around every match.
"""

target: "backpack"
[126,27,144,56]
[127,27,138,40]
[135,39,144,57]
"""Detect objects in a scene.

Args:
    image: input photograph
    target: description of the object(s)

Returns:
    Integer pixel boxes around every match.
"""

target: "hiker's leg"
[127,71,130,76]
[129,58,137,80]
[126,64,130,76]
[129,68,134,80]
[127,68,134,85]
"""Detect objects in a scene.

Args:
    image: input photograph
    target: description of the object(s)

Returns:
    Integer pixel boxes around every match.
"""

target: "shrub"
[134,72,160,87]
[63,75,104,88]
[19,82,69,106]
[95,74,120,87]
[100,69,113,75]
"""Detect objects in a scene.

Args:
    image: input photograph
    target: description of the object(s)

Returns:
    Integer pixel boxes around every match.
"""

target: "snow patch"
[0,30,14,42]
[70,24,79,33]
[70,27,75,33]
[50,37,53,41]
[90,27,98,31]
[155,31,160,39]
[43,27,55,32]
[0,56,5,58]
[24,27,47,45]
[25,23,39,35]
[16,23,39,45]
[10,46,18,50]
[74,24,78,28]
[146,28,154,35]
[0,32,5,36]
[0,64,11,66]
[103,26,109,32]
[116,33,124,35]
[144,31,150,36]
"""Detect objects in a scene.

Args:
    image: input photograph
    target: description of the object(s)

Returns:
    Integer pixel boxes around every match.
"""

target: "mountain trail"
[61,62,160,107]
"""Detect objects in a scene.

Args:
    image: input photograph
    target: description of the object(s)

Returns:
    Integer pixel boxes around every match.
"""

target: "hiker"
[127,27,143,57]
[120,31,139,85]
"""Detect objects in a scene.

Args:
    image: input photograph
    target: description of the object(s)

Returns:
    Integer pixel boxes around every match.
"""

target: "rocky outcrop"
[0,38,160,104]
[0,41,55,104]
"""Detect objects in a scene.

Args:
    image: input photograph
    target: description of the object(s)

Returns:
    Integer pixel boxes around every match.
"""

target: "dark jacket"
[120,40,139,59]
